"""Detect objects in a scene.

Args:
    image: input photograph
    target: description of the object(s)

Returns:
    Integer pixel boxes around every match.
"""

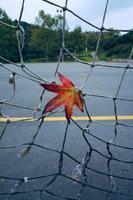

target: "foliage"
[0,8,19,62]
[35,10,56,30]
[65,26,85,53]
[0,8,132,62]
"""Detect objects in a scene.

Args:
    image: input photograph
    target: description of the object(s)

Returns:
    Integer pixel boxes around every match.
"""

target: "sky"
[0,0,133,31]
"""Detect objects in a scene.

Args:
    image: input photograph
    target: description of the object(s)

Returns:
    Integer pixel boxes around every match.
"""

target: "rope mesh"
[0,0,133,199]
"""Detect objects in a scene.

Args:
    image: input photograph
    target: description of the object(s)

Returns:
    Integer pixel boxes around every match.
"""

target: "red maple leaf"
[40,73,84,123]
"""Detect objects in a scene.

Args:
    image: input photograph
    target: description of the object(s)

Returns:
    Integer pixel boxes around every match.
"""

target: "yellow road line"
[0,115,133,122]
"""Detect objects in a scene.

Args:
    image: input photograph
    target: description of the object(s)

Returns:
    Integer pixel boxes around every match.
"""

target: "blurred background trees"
[0,8,132,63]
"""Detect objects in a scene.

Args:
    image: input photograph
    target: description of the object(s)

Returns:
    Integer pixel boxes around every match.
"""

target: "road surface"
[0,62,133,200]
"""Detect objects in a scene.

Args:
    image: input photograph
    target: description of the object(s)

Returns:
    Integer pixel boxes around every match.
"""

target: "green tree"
[101,31,119,50]
[0,8,19,62]
[30,10,66,61]
[30,26,60,61]
[100,31,132,58]
[0,8,9,21]
[35,10,56,30]
[66,26,84,53]
[83,31,98,52]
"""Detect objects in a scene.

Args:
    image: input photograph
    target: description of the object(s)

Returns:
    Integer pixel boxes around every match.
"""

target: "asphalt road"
[0,62,133,200]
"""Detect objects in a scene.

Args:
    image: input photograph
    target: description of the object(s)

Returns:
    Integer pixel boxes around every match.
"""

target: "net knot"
[115,121,119,126]
[62,7,67,12]
[9,72,16,84]
[16,24,25,34]
[62,48,67,54]
[91,63,95,68]
[113,97,117,101]
[82,92,86,97]
[100,26,104,32]
[6,119,11,124]
[126,64,130,69]
[20,64,25,69]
